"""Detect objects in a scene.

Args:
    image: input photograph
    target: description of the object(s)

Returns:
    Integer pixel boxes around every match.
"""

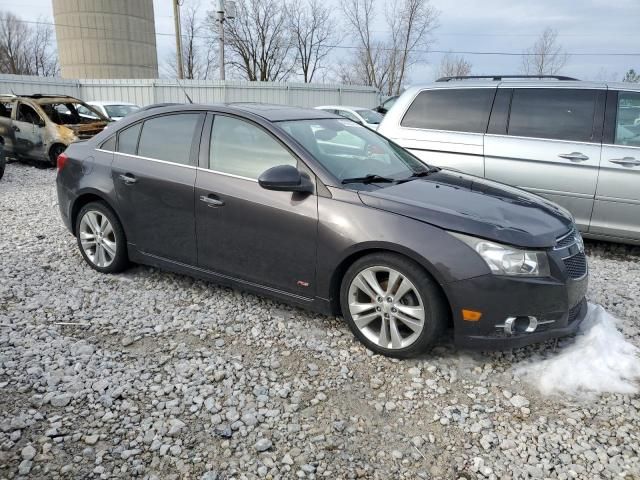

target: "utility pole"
[173,0,184,79]
[216,0,236,81]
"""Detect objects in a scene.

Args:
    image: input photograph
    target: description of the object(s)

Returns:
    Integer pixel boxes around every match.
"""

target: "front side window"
[614,91,640,147]
[0,101,13,118]
[138,114,200,165]
[16,104,43,125]
[117,123,142,155]
[508,89,598,142]
[401,88,495,133]
[279,118,428,184]
[209,115,297,179]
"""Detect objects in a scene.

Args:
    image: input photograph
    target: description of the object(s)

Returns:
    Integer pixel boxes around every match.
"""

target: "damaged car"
[0,94,109,166]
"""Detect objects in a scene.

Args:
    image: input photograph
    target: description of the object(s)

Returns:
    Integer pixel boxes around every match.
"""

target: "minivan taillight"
[57,152,69,172]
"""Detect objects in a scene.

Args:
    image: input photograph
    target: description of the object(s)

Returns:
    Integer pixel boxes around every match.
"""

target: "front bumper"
[447,271,588,350]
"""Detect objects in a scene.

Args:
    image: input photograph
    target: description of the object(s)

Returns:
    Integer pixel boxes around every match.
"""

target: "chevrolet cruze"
[56,103,588,358]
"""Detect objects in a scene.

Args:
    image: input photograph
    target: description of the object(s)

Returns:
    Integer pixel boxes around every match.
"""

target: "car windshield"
[41,101,108,125]
[355,109,383,124]
[104,104,140,118]
[278,118,430,184]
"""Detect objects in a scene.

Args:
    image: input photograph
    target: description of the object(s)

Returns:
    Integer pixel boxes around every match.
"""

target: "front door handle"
[200,194,224,207]
[558,152,589,162]
[609,157,640,167]
[119,173,137,184]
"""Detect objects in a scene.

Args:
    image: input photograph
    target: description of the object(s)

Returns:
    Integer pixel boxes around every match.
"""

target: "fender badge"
[296,280,310,287]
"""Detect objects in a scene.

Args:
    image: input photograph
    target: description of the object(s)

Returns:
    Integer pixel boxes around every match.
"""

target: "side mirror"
[258,164,314,193]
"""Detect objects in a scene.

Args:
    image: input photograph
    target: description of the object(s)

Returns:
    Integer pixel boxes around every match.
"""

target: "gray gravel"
[1,162,639,479]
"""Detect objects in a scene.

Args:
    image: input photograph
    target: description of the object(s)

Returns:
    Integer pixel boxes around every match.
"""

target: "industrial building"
[52,0,159,79]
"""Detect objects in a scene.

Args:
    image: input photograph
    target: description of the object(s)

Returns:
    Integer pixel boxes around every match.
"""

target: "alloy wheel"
[347,266,426,350]
[79,210,117,268]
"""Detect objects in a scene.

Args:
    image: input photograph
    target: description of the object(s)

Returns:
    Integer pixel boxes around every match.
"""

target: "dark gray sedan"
[56,103,588,357]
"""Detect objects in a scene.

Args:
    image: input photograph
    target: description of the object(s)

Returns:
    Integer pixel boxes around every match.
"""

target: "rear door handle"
[200,194,224,207]
[609,157,640,167]
[558,152,589,162]
[119,173,137,184]
[12,125,20,132]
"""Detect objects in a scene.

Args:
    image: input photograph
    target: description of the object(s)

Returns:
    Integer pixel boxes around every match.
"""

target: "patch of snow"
[515,303,640,397]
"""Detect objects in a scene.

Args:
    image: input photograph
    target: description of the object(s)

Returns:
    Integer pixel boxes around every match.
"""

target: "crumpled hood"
[358,170,574,248]
[64,121,108,139]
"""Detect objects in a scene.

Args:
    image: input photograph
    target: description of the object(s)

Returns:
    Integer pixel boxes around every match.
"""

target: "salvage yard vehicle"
[315,105,383,129]
[378,75,640,244]
[82,101,140,121]
[0,94,109,166]
[56,104,588,358]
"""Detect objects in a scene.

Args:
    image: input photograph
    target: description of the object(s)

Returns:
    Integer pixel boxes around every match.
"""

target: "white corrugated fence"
[0,74,380,108]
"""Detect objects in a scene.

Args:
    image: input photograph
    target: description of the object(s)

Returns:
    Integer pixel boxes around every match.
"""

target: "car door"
[13,102,47,160]
[385,87,496,177]
[0,101,16,157]
[195,113,318,297]
[484,87,605,232]
[590,89,640,240]
[111,112,204,265]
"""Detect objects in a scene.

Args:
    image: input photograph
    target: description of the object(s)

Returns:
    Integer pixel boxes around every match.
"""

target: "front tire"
[340,253,448,358]
[75,202,128,273]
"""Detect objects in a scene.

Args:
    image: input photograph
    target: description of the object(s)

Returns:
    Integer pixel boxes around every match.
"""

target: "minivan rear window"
[507,89,598,143]
[401,88,495,133]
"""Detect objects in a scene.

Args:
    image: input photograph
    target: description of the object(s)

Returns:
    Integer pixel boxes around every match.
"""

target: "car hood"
[358,170,574,248]
[64,122,108,139]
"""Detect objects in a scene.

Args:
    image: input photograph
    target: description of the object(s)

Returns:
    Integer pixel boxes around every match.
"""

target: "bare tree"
[340,0,438,94]
[288,0,335,83]
[166,2,215,79]
[208,0,294,81]
[623,68,640,83]
[438,52,471,79]
[0,12,58,76]
[521,27,569,76]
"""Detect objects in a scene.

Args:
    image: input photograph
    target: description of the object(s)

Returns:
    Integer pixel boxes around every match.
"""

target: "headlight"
[450,232,550,277]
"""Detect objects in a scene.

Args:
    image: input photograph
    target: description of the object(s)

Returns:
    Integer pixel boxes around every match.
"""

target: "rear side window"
[138,114,200,165]
[508,89,598,142]
[614,91,640,147]
[117,123,142,155]
[100,136,116,151]
[401,88,495,133]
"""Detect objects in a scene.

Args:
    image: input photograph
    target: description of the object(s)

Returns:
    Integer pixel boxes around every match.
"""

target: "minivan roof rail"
[436,75,579,82]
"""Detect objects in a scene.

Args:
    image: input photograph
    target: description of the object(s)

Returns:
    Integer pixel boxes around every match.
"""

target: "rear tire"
[49,144,66,168]
[340,252,448,358]
[75,201,128,273]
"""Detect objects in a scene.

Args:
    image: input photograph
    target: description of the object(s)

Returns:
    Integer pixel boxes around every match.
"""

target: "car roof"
[316,105,371,111]
[88,101,139,106]
[221,103,340,121]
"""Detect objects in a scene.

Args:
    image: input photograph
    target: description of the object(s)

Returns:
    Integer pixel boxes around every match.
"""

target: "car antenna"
[175,78,193,104]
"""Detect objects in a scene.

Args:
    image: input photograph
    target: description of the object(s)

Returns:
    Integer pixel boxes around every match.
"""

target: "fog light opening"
[503,316,538,335]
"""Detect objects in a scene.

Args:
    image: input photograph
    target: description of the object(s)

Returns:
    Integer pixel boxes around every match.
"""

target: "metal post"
[218,10,225,81]
[173,0,184,79]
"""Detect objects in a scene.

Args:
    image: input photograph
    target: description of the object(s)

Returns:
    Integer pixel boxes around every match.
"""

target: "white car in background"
[315,105,383,130]
[78,101,140,121]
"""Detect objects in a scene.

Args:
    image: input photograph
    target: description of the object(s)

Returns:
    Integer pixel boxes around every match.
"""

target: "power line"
[12,18,640,58]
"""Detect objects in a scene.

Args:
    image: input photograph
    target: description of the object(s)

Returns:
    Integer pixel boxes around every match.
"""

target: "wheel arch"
[70,190,121,236]
[328,243,454,325]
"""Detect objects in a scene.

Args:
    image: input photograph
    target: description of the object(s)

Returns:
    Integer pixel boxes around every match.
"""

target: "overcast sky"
[2,0,639,83]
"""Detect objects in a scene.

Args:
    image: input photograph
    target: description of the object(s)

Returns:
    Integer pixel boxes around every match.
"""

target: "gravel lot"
[1,162,639,480]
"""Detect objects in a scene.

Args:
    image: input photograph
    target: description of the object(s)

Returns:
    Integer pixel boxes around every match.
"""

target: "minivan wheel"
[75,202,128,273]
[340,253,447,358]
[49,144,66,167]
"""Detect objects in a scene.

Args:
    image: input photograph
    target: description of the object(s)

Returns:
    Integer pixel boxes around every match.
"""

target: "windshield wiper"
[341,174,396,185]
[397,168,440,183]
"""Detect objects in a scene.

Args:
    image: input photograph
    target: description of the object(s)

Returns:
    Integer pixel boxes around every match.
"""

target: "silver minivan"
[378,76,640,244]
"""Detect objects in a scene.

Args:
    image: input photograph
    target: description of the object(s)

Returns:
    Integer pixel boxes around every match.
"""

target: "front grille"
[567,301,583,324]
[563,252,587,279]
[556,229,576,249]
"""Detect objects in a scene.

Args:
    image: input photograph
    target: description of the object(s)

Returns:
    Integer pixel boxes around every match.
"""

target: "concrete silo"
[52,0,159,79]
